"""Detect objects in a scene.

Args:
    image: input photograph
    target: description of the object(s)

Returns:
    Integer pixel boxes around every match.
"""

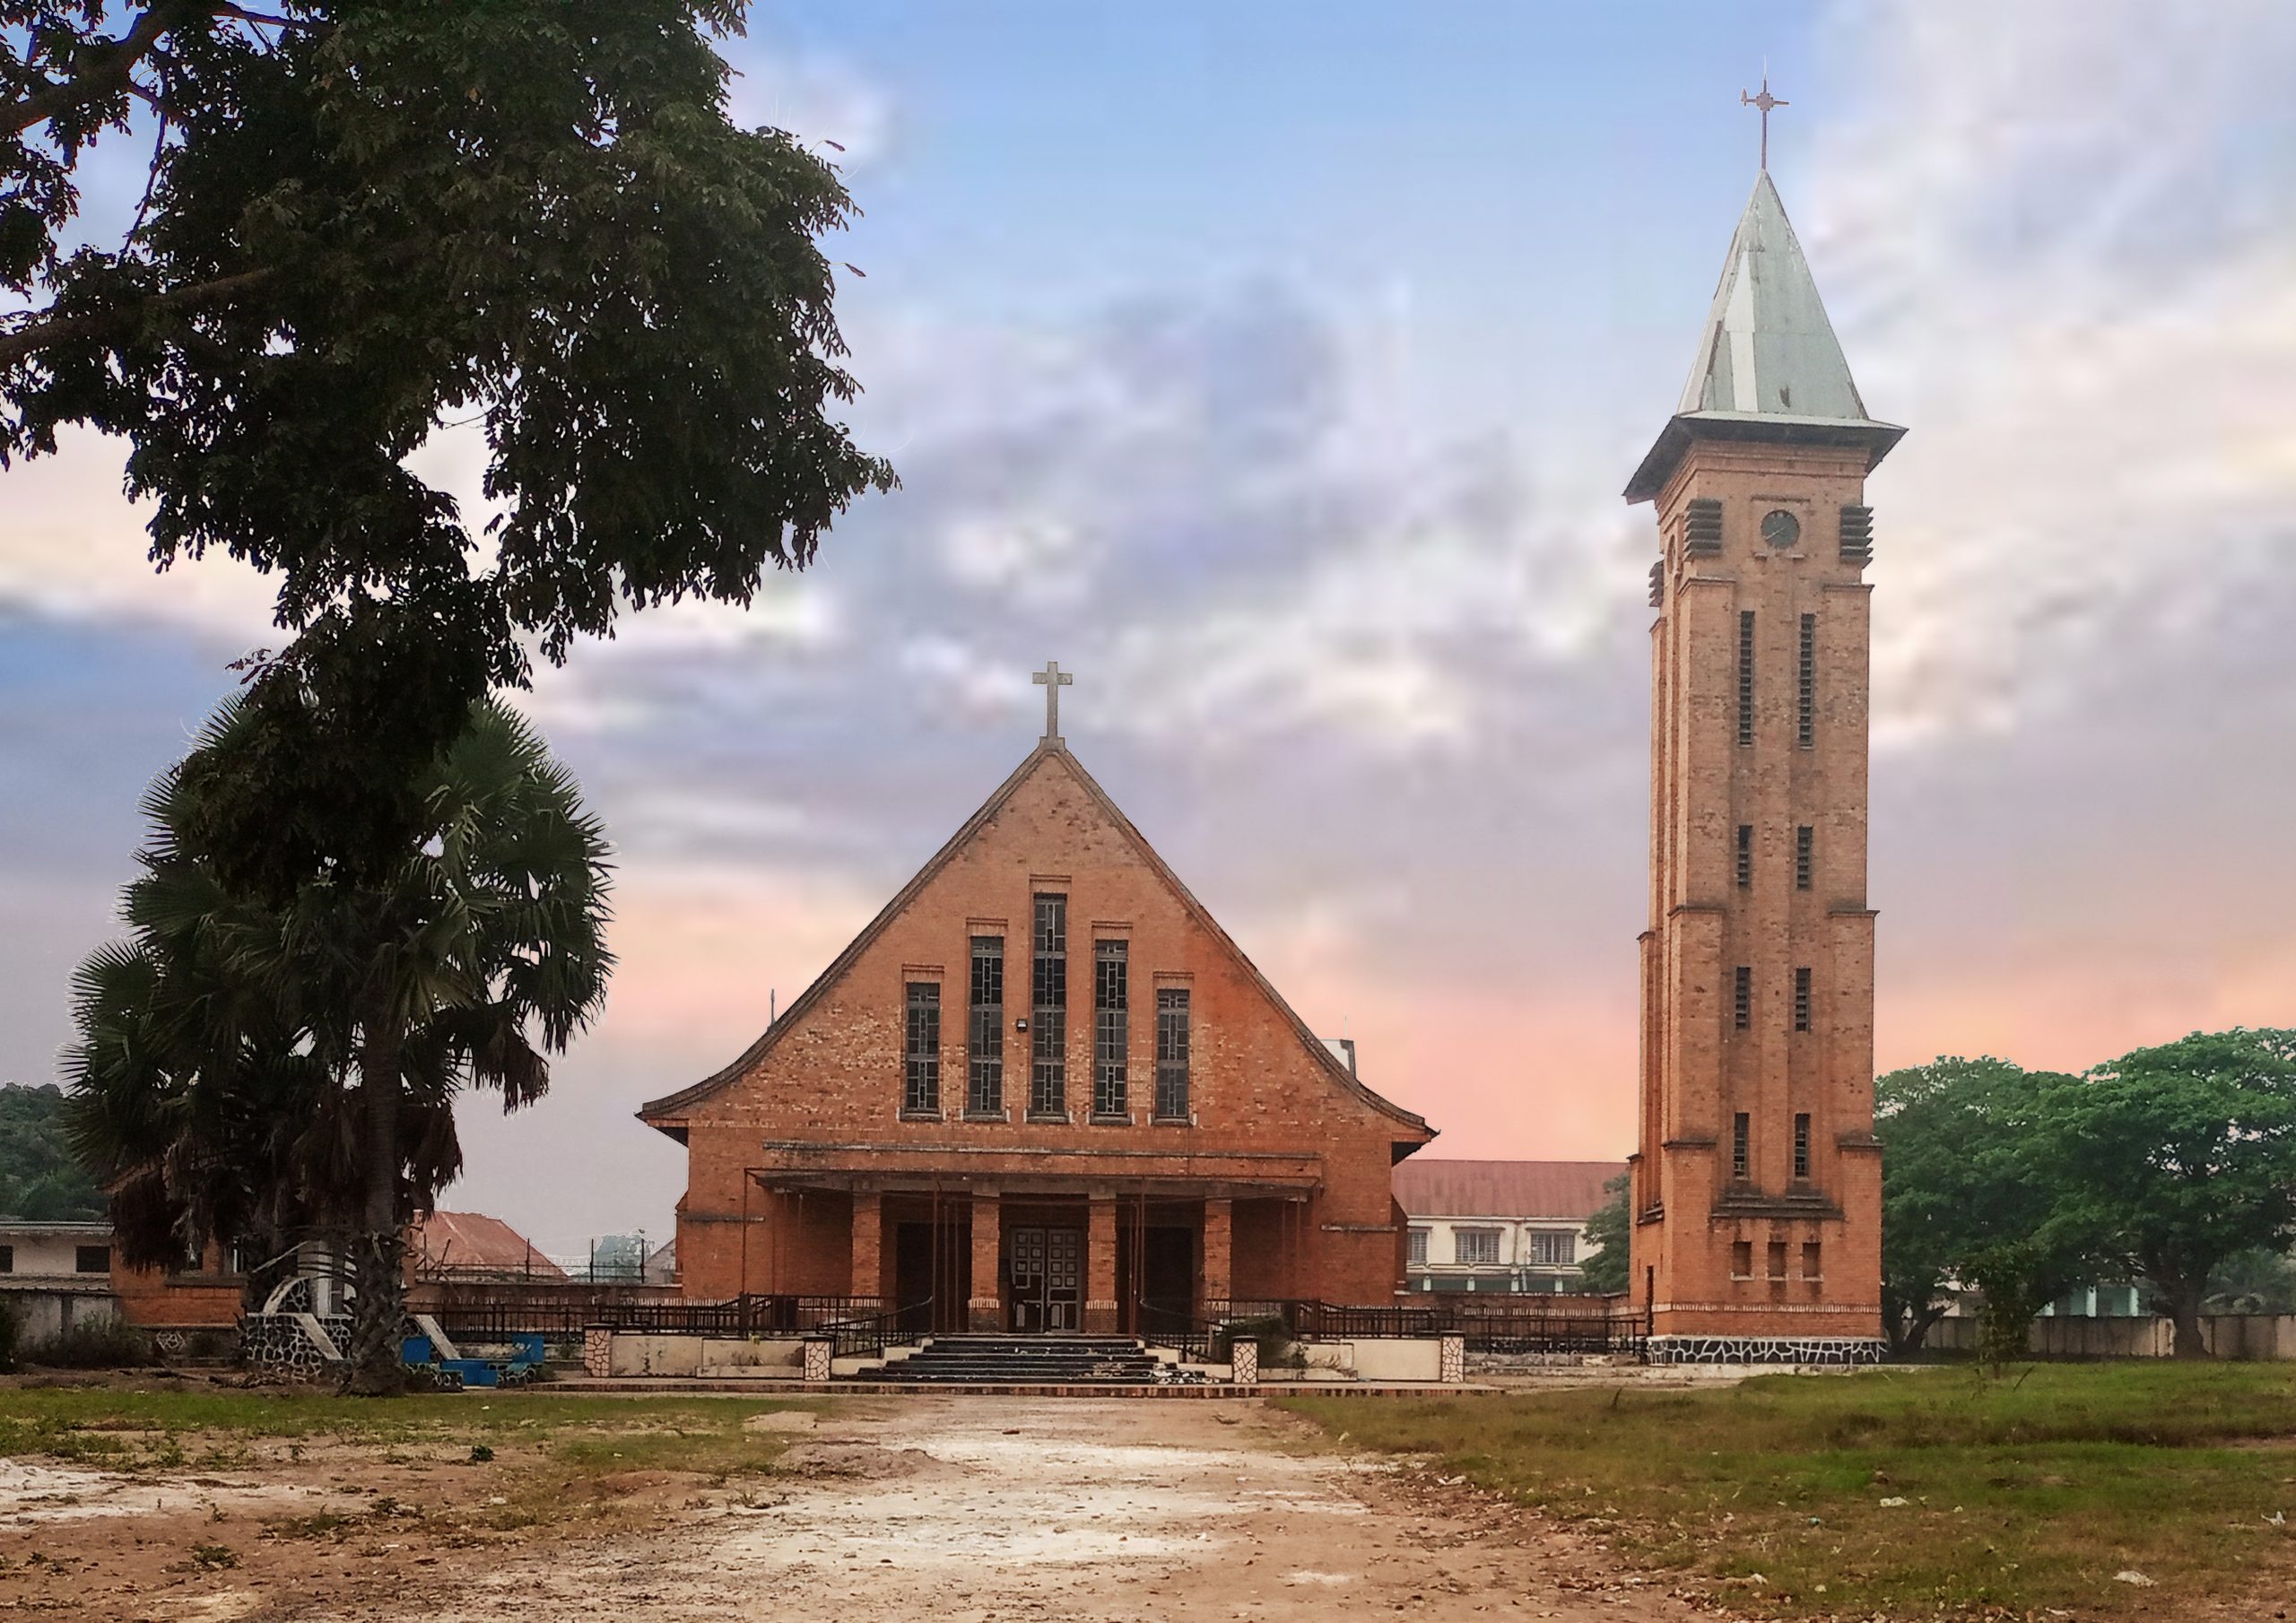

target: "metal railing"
[817,1298,933,1360]
[430,1293,881,1341]
[1192,1297,1648,1357]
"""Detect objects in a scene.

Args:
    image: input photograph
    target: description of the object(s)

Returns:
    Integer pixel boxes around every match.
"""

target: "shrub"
[26,1316,153,1369]
[0,1298,20,1372]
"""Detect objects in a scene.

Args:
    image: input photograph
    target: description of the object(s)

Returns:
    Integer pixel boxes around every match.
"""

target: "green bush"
[0,1298,20,1372]
[26,1316,152,1369]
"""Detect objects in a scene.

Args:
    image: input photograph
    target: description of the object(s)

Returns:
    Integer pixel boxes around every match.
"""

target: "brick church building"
[640,676,1434,1332]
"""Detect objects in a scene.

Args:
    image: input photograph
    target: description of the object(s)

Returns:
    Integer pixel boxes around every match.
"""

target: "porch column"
[969,1191,1003,1332]
[850,1191,883,1305]
[1085,1195,1118,1333]
[1203,1198,1233,1311]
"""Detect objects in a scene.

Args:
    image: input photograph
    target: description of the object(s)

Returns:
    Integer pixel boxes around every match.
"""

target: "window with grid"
[1528,1230,1576,1266]
[1407,1228,1429,1265]
[1797,612,1816,747]
[1793,1111,1813,1179]
[1731,1112,1751,1180]
[1454,1228,1500,1265]
[1030,894,1066,1116]
[1734,965,1752,1030]
[1153,986,1191,1120]
[1093,940,1129,1118]
[1794,967,1812,1031]
[1737,610,1756,745]
[967,936,1004,1115]
[1796,824,1813,890]
[1736,823,1752,890]
[903,982,941,1115]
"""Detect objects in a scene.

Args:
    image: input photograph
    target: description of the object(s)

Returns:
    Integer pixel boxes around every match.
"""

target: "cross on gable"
[1032,660,1074,742]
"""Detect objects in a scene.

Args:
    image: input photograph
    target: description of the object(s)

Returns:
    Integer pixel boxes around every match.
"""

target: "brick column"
[850,1191,883,1306]
[1201,1198,1233,1313]
[1085,1195,1118,1333]
[969,1191,1003,1332]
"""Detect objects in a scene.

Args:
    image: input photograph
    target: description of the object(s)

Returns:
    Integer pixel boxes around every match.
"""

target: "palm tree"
[65,693,613,1393]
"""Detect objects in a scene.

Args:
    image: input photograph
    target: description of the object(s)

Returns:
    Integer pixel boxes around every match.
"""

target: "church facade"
[1624,164,1899,1363]
[639,714,1434,1332]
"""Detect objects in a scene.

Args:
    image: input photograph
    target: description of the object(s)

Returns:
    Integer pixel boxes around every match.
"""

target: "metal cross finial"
[1031,659,1074,742]
[1741,71,1788,171]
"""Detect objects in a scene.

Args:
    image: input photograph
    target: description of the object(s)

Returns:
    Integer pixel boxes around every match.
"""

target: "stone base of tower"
[1647,1334,1885,1367]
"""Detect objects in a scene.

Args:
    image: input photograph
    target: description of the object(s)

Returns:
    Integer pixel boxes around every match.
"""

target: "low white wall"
[699,1337,806,1377]
[0,1286,122,1345]
[1925,1314,2296,1361]
[1300,1338,1442,1382]
[606,1333,702,1377]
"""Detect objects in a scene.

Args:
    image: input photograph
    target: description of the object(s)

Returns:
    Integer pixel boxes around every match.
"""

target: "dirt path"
[285,1397,1697,1623]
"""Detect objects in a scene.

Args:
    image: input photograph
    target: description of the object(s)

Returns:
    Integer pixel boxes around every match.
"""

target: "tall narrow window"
[1093,940,1129,1119]
[1737,610,1756,745]
[1797,612,1816,747]
[1731,1240,1753,1277]
[1793,1112,1813,1179]
[903,982,941,1115]
[1731,1112,1751,1180]
[1794,967,1813,1031]
[1735,824,1752,890]
[1796,825,1813,890]
[1733,966,1752,1030]
[1767,1240,1788,1279]
[1154,987,1191,1120]
[1030,895,1066,1117]
[967,936,1004,1116]
[1802,1240,1822,1279]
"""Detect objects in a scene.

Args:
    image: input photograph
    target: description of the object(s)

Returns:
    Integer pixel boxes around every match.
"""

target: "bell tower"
[1623,159,1901,1363]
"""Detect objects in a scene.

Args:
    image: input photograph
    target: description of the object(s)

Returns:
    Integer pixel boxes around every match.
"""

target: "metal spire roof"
[1625,169,1903,502]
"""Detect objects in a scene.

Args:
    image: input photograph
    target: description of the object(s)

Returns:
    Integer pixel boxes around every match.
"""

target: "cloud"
[722,47,893,170]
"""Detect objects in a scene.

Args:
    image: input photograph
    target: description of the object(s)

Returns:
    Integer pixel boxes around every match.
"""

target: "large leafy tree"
[64,691,613,1392]
[5,1,891,893]
[2045,1030,2296,1358]
[1577,1172,1630,1296]
[0,1084,107,1219]
[1875,1056,2096,1360]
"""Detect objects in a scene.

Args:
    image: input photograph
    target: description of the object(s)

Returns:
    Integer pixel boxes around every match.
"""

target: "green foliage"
[2205,1246,2296,1315]
[24,1317,152,1370]
[1285,1364,2296,1619]
[0,1298,19,1373]
[5,2,892,895]
[1577,1172,1630,1296]
[0,1084,105,1220]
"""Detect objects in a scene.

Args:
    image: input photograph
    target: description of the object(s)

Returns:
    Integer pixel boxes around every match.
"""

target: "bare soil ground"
[0,1395,1706,1623]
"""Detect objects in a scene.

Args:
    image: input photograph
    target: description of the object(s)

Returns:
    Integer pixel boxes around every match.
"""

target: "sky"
[5,2,2294,1254]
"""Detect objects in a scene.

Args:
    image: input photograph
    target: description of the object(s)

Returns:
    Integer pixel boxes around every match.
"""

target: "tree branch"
[4,3,197,139]
[0,265,275,369]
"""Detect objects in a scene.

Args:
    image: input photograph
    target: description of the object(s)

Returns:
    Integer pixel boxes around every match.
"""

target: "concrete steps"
[870,1333,1189,1385]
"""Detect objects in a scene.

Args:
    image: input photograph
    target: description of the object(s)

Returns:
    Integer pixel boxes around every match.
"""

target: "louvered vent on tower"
[1684,498,1724,556]
[1839,504,1874,567]
[1648,560,1665,607]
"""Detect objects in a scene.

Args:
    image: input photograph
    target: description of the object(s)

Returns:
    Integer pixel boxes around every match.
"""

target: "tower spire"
[1740,71,1787,172]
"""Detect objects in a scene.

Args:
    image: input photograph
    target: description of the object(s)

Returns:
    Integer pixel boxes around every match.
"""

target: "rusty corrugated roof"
[1392,1159,1624,1223]
[412,1211,563,1277]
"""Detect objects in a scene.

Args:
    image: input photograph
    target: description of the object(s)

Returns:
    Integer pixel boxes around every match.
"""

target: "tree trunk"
[1902,1303,1947,1355]
[343,1010,406,1396]
[2165,1276,2210,1359]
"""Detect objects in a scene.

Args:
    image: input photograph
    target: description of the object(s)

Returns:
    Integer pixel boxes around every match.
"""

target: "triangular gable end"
[638,742,1434,1150]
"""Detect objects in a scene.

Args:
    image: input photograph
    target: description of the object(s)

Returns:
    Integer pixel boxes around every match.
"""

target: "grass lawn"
[1283,1364,2296,1619]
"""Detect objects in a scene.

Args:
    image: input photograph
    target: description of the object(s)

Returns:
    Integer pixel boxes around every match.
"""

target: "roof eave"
[1624,411,1908,505]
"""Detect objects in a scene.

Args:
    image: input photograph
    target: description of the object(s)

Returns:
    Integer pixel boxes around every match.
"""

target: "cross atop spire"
[1740,71,1788,171]
[1032,659,1074,743]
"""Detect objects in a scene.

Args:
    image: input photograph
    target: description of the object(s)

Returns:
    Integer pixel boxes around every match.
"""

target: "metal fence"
[429,1293,880,1340]
[1195,1297,1646,1356]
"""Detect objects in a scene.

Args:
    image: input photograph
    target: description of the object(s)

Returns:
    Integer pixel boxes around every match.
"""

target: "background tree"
[1577,1172,1630,1296]
[0,1085,107,1220]
[2045,1029,2296,1358]
[64,691,613,1392]
[2204,1246,2296,1316]
[5,1,892,895]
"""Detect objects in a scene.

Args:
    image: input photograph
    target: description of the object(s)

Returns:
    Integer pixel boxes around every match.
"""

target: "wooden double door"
[1007,1227,1083,1332]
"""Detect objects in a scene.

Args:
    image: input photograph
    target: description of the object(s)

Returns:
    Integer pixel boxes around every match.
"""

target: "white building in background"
[1392,1160,1624,1295]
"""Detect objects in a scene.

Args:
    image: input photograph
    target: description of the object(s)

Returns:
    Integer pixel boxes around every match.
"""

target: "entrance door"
[1008,1228,1083,1332]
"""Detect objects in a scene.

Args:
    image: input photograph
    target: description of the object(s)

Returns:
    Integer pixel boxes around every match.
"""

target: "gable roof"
[1393,1159,1623,1223]
[411,1211,563,1278]
[639,741,1434,1145]
[1626,170,1904,502]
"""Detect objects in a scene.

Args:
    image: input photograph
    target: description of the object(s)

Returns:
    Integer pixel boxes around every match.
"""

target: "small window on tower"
[1793,1112,1812,1179]
[1731,1112,1751,1180]
[1797,613,1817,748]
[1794,968,1813,1031]
[1736,824,1752,890]
[1767,1240,1788,1280]
[1737,611,1756,746]
[1731,1240,1753,1278]
[1734,966,1752,1030]
[1796,825,1813,890]
[1802,1240,1822,1280]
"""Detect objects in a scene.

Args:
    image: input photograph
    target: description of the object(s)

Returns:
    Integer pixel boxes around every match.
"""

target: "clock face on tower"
[1761,508,1803,550]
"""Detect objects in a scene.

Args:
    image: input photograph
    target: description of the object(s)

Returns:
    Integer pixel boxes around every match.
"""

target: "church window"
[1733,966,1751,1030]
[1767,1240,1787,1279]
[1797,613,1816,747]
[1731,1240,1753,1278]
[1454,1228,1500,1266]
[1731,1112,1750,1180]
[1030,895,1066,1118]
[1794,968,1812,1031]
[1093,940,1129,1119]
[967,937,1004,1116]
[1154,987,1191,1120]
[1793,1112,1812,1179]
[1735,824,1752,890]
[1796,825,1813,890]
[1528,1230,1575,1266]
[1802,1240,1822,1279]
[1407,1228,1429,1266]
[1737,612,1756,745]
[903,983,941,1115]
